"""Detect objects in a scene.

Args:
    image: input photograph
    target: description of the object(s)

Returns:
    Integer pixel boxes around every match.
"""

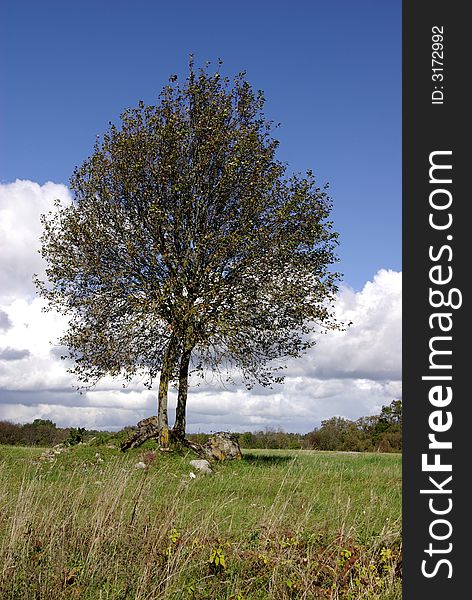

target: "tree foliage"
[305,400,403,452]
[36,60,342,441]
[0,419,68,447]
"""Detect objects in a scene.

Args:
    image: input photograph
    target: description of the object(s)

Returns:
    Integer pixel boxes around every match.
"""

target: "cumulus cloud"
[0,180,401,432]
[0,180,71,303]
[294,269,402,382]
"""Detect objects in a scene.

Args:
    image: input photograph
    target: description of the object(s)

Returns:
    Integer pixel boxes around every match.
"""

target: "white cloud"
[0,180,71,303]
[0,180,401,432]
[295,269,402,381]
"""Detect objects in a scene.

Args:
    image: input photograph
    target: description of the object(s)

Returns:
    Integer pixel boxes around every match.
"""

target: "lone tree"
[36,60,342,449]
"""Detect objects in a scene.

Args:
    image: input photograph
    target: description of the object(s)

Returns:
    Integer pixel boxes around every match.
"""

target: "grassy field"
[0,444,401,599]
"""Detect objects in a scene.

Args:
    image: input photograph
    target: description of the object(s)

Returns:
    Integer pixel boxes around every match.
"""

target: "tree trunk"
[157,336,177,449]
[172,346,192,441]
[120,416,159,451]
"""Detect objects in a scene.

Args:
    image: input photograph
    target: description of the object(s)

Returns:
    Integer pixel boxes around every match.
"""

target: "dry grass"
[0,445,401,599]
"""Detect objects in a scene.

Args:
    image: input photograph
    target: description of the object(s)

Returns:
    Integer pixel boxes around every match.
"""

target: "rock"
[39,449,56,462]
[202,432,242,461]
[134,461,146,469]
[189,459,213,474]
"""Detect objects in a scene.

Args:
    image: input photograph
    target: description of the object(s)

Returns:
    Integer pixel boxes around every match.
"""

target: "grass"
[0,444,401,599]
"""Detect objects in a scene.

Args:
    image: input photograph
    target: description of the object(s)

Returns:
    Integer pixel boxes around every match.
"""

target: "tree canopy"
[305,399,403,453]
[36,60,342,444]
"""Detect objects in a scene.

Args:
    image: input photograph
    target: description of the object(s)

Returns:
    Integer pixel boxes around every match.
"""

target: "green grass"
[0,444,401,599]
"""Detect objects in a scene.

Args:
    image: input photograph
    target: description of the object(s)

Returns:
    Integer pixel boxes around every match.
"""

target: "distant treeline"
[189,399,402,453]
[0,420,83,448]
[0,400,401,452]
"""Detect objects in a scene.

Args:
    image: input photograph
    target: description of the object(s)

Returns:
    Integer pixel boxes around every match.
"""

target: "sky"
[0,1,401,432]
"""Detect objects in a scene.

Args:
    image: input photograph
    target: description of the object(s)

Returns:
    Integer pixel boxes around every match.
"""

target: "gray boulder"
[202,432,242,461]
[189,459,213,474]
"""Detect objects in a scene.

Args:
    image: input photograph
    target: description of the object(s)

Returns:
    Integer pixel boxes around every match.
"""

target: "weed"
[0,445,401,599]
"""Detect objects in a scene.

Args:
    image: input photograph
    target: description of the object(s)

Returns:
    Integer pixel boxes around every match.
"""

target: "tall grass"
[0,445,401,599]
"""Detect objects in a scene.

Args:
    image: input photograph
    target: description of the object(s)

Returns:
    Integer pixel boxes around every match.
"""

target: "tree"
[379,399,402,426]
[21,419,63,446]
[306,416,357,451]
[0,421,22,445]
[372,399,402,451]
[66,427,86,446]
[36,60,342,447]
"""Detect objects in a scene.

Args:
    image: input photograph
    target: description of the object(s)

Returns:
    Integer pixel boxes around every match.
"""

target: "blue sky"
[1,0,400,291]
[0,1,401,431]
